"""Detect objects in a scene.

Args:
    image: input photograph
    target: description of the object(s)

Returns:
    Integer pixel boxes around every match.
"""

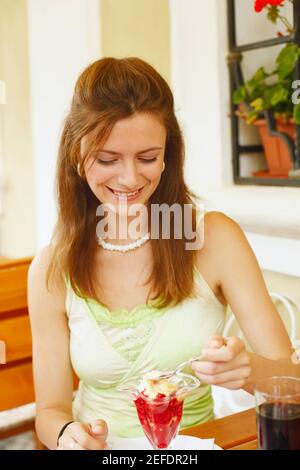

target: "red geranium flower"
[254,0,267,12]
[254,0,284,12]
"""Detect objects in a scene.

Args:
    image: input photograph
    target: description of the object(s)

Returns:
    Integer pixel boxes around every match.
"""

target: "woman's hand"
[57,419,109,450]
[191,335,252,390]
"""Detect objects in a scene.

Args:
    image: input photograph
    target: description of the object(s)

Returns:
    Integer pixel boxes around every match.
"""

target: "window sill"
[200,185,300,276]
[201,185,300,240]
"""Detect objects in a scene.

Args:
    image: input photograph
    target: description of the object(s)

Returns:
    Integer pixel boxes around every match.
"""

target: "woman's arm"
[28,247,74,449]
[28,247,108,449]
[192,212,299,393]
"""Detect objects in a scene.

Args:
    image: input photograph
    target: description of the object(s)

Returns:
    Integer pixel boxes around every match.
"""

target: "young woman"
[28,57,298,450]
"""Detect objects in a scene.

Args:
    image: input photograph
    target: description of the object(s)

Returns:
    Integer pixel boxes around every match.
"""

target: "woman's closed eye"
[96,157,158,165]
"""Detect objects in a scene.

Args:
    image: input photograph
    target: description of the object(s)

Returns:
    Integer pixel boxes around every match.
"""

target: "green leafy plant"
[233,43,300,124]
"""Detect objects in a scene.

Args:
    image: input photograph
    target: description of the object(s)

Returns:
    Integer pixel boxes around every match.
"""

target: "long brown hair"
[47,57,202,309]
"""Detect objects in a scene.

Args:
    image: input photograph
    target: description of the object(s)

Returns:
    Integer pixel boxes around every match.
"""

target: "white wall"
[170,0,300,277]
[0,80,4,224]
[0,0,36,258]
[26,0,101,249]
[170,0,231,192]
[246,232,300,278]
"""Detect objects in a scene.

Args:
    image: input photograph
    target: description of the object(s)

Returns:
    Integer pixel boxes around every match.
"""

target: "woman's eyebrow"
[98,146,163,155]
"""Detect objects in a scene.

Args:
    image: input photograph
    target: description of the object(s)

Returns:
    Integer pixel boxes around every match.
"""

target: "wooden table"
[180,408,257,450]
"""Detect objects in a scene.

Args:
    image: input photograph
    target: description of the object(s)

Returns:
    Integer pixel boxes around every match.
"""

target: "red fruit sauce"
[134,392,184,449]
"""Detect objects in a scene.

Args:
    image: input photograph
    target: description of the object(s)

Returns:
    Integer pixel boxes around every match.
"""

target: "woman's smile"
[106,185,145,201]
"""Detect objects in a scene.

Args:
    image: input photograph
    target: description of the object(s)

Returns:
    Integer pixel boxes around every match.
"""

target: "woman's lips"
[106,185,144,201]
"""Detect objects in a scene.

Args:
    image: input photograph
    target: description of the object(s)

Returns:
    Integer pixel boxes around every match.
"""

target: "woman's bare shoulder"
[204,210,239,233]
[29,245,56,286]
[195,211,243,295]
[29,245,52,273]
[28,245,66,315]
[199,210,241,252]
[199,210,258,282]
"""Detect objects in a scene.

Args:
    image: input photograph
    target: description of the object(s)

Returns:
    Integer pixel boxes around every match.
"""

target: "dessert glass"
[117,371,200,450]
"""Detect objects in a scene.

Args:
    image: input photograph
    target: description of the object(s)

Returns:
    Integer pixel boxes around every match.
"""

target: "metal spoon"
[157,338,228,380]
[150,354,205,381]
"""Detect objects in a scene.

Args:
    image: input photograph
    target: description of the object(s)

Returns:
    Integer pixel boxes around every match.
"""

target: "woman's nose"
[118,161,140,188]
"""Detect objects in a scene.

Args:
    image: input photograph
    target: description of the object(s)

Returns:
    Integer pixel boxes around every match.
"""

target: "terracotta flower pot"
[252,119,294,178]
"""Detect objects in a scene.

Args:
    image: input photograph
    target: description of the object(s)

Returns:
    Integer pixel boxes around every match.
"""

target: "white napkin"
[109,435,217,450]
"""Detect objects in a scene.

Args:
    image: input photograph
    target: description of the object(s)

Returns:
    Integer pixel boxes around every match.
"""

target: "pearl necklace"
[97,232,150,253]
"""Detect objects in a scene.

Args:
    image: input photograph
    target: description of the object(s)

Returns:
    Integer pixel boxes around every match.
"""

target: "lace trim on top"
[84,296,168,328]
[67,267,224,329]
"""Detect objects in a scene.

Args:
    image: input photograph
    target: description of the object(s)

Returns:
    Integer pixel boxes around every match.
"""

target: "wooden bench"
[0,257,36,442]
[0,257,78,448]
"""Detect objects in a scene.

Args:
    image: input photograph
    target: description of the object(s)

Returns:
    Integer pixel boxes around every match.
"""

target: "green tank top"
[65,268,226,439]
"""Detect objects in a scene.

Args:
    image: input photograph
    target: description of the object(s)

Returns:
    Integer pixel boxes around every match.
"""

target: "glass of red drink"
[117,372,200,449]
[254,376,300,450]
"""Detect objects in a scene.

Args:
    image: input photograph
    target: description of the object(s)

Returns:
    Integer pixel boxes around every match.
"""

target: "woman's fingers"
[206,335,226,349]
[73,425,107,450]
[89,419,108,441]
[192,365,251,386]
[56,420,110,450]
[66,442,86,450]
[57,435,86,450]
[201,336,245,362]
[192,351,250,375]
[191,336,251,388]
[62,422,107,450]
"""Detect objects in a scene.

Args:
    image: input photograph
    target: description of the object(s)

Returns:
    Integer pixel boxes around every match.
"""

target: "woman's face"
[82,112,167,213]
